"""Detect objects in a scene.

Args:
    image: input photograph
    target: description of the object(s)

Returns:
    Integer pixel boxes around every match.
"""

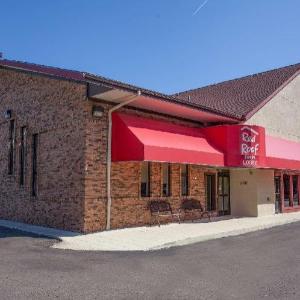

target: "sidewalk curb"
[149,217,300,250]
[2,216,300,252]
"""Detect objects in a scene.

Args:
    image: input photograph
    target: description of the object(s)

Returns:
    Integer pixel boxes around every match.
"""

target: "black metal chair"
[149,200,181,226]
[181,199,212,222]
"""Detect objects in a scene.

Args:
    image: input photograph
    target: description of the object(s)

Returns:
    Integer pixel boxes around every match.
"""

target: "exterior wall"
[0,69,211,233]
[109,162,212,229]
[230,169,258,217]
[256,170,276,216]
[230,169,275,217]
[2,67,288,233]
[84,159,213,232]
[83,99,211,231]
[246,74,300,142]
[0,68,87,232]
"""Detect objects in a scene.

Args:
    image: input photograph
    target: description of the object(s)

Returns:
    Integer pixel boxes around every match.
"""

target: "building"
[0,58,300,233]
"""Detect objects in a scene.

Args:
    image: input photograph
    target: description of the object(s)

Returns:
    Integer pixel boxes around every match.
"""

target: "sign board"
[240,126,260,167]
[203,124,266,168]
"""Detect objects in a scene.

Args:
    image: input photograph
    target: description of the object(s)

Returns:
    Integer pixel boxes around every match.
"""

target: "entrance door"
[218,173,230,215]
[274,176,281,213]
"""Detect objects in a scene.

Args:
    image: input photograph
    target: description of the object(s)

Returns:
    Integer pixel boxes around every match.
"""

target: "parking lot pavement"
[1,223,300,300]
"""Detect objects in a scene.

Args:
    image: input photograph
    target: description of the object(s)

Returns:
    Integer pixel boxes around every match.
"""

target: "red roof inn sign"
[203,124,266,168]
[240,126,260,167]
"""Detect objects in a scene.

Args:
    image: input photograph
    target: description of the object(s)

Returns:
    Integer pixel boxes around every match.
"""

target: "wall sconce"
[92,106,104,118]
[4,109,12,119]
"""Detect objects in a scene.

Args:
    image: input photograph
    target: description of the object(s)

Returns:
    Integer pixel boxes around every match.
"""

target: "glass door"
[274,176,281,213]
[218,173,230,215]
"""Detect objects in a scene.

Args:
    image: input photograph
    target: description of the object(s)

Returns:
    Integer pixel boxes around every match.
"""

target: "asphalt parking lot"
[1,222,300,300]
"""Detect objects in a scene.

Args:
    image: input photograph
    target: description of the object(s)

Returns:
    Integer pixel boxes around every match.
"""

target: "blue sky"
[1,0,300,94]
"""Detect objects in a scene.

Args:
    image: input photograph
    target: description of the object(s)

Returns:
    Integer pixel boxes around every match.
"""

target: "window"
[274,176,281,213]
[8,119,15,175]
[162,164,171,197]
[19,126,27,186]
[205,174,216,211]
[181,165,189,196]
[293,175,299,206]
[141,162,150,197]
[32,134,38,197]
[283,174,291,207]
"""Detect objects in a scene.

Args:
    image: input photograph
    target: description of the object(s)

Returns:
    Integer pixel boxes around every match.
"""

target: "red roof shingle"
[1,58,244,119]
[1,58,300,121]
[1,59,231,117]
[175,63,300,120]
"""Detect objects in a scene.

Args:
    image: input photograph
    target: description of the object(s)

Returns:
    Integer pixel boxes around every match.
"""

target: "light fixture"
[4,109,12,119]
[92,106,104,118]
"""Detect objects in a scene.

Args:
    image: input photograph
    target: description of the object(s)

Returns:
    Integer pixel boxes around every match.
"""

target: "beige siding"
[246,74,300,142]
[230,169,275,217]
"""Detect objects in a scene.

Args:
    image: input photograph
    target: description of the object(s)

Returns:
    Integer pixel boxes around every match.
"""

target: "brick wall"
[0,68,87,232]
[0,68,216,233]
[108,162,215,229]
[83,99,216,232]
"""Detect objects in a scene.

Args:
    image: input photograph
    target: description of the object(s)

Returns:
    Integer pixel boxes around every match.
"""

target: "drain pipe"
[106,90,141,230]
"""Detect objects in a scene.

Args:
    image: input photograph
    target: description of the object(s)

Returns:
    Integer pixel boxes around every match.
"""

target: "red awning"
[265,135,300,170]
[112,113,224,166]
[112,112,300,171]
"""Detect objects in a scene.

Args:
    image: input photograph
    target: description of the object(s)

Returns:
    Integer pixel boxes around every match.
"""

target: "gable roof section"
[175,63,300,120]
[0,58,178,101]
[2,58,300,122]
[0,58,238,120]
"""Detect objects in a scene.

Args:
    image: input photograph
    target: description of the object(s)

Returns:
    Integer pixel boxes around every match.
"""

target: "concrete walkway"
[2,212,300,251]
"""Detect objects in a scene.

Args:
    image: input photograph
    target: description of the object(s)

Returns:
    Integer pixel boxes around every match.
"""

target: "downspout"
[106,90,141,230]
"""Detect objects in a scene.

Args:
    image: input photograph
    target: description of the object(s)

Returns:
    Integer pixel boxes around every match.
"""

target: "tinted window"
[141,162,150,197]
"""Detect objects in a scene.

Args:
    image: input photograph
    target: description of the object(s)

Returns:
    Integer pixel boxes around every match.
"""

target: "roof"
[2,58,300,122]
[0,58,85,81]
[175,63,300,120]
[0,58,237,120]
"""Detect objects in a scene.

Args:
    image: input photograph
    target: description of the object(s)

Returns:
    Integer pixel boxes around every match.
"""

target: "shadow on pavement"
[0,226,56,239]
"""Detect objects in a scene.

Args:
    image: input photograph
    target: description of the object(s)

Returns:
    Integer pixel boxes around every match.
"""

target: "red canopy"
[112,112,300,171]
[112,113,224,166]
[265,135,300,170]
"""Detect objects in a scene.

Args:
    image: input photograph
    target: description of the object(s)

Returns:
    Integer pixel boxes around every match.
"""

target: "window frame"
[205,173,216,211]
[19,126,27,186]
[140,162,151,198]
[292,175,299,206]
[283,174,291,207]
[162,163,171,197]
[181,164,189,197]
[8,119,15,175]
[31,133,38,197]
